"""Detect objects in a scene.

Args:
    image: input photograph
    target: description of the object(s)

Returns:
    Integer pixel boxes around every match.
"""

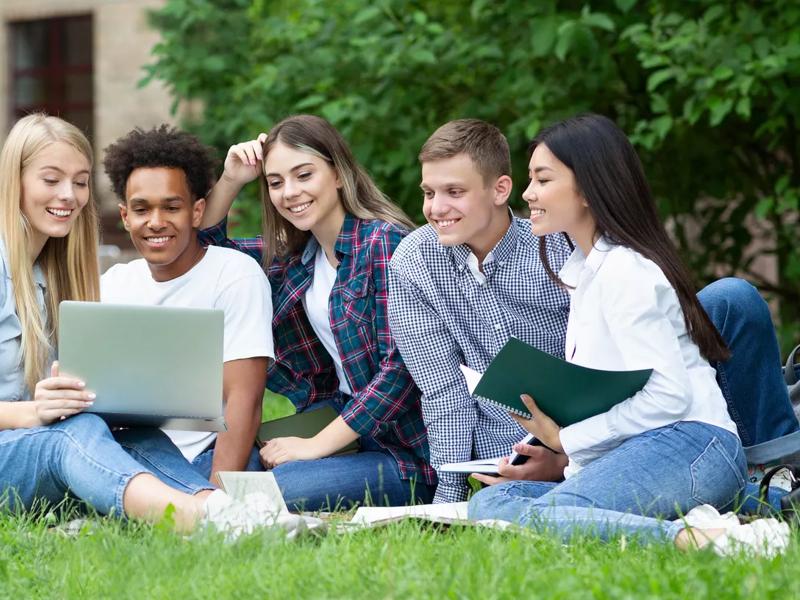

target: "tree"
[143,0,800,349]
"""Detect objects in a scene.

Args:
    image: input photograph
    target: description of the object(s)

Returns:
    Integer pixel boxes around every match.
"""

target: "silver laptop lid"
[58,301,225,431]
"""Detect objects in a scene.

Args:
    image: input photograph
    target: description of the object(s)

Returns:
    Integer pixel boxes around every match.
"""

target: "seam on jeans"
[713,361,749,446]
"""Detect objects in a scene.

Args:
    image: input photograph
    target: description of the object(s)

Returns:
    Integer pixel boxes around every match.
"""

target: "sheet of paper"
[439,457,501,474]
[215,471,288,514]
[348,502,470,526]
[459,364,483,394]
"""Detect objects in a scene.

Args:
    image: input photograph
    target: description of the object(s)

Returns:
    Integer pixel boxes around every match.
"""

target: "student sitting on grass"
[101,126,274,484]
[0,114,277,536]
[199,115,436,510]
[387,118,799,504]
[467,113,788,554]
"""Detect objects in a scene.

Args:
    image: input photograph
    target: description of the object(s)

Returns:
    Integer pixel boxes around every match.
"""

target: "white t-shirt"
[101,245,275,461]
[301,246,352,396]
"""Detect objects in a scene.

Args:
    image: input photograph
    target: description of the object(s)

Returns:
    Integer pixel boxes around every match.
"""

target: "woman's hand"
[511,394,564,454]
[220,134,268,188]
[259,436,322,469]
[29,362,95,427]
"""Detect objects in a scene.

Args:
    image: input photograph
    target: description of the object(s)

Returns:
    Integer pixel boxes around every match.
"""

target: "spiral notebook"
[460,337,652,426]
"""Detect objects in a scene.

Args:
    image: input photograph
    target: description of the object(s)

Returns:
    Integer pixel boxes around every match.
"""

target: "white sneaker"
[239,493,326,539]
[203,490,264,539]
[203,490,325,540]
[713,518,790,559]
[678,504,790,558]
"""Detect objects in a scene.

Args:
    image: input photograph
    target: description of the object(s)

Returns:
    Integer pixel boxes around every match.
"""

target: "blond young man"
[387,120,572,503]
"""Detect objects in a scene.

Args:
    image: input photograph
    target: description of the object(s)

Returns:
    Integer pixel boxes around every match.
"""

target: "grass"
[1,395,796,598]
[1,512,799,599]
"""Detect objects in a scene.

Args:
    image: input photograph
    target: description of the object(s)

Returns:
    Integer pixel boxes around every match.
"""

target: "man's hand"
[259,436,322,468]
[470,443,568,486]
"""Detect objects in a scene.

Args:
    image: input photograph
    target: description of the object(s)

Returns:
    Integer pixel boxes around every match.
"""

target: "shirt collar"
[449,211,518,269]
[301,213,359,266]
[559,236,614,287]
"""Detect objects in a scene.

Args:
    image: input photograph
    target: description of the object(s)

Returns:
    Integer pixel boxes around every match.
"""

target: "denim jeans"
[264,433,433,511]
[191,445,263,480]
[0,413,213,516]
[468,421,746,543]
[698,278,799,447]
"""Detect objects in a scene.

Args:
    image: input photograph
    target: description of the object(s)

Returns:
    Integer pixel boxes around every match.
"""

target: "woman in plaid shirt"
[200,115,436,510]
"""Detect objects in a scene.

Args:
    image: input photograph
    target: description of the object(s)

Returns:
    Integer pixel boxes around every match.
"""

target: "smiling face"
[420,153,512,260]
[263,141,344,238]
[523,143,595,253]
[120,167,205,281]
[20,141,91,255]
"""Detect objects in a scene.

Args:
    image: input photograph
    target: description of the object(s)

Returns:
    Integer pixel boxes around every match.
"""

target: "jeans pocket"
[690,436,746,507]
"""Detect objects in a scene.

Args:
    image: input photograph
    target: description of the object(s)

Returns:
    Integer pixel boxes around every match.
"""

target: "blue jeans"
[191,445,263,479]
[468,422,746,543]
[0,413,213,516]
[698,278,799,447]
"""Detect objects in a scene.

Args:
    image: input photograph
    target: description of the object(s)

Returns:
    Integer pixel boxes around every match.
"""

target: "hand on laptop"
[29,361,95,427]
[470,444,568,486]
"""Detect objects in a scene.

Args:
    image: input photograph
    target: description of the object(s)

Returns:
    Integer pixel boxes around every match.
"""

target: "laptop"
[58,301,226,431]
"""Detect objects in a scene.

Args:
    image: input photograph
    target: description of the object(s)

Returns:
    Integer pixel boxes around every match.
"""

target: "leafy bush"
[143,0,800,349]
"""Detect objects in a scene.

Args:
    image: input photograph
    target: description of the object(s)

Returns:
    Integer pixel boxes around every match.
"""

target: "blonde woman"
[0,114,280,534]
[202,115,436,510]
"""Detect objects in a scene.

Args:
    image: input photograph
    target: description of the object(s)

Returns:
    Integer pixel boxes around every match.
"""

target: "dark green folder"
[473,337,652,426]
[257,405,359,455]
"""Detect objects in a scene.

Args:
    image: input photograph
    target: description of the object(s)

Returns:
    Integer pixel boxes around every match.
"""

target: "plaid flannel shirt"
[388,218,572,502]
[200,214,436,487]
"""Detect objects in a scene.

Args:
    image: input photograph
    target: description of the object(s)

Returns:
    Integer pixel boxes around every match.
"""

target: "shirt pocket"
[341,273,374,328]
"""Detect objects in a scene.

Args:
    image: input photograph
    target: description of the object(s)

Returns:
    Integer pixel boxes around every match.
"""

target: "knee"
[55,413,113,442]
[698,277,771,328]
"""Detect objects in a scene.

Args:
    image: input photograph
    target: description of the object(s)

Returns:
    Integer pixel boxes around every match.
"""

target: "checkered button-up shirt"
[200,214,436,487]
[388,217,571,502]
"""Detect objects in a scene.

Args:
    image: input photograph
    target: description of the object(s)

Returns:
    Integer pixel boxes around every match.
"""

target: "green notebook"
[470,337,652,426]
[257,405,359,455]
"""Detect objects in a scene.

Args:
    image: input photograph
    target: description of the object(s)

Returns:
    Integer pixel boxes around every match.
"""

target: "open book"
[460,337,652,425]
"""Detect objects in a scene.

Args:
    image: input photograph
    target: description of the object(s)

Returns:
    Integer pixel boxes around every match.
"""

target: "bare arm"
[259,416,360,468]
[201,134,267,229]
[209,357,268,480]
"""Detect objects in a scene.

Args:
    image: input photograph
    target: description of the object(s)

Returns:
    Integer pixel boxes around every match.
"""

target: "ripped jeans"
[468,421,746,544]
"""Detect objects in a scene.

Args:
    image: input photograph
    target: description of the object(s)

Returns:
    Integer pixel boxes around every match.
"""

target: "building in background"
[1,0,175,254]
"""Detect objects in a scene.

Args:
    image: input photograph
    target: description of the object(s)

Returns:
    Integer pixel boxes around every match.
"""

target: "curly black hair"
[103,125,217,201]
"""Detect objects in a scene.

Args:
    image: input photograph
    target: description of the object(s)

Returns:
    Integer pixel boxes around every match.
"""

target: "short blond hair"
[419,119,511,185]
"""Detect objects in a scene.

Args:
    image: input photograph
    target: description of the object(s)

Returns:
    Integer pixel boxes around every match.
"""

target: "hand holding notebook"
[460,337,652,427]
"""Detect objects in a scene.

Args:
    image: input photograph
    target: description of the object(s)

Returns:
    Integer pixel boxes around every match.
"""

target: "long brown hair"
[531,114,729,362]
[258,115,415,267]
[0,114,100,392]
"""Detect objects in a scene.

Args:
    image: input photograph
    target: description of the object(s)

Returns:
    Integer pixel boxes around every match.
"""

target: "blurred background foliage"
[142,0,800,349]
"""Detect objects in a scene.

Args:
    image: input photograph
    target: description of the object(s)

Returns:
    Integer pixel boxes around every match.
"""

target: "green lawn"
[1,513,798,598]
[2,395,796,597]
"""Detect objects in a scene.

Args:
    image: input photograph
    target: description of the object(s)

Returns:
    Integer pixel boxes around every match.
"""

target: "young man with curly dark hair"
[100,126,274,482]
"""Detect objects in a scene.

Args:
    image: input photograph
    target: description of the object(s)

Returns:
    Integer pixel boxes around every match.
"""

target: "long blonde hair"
[0,114,100,393]
[258,114,415,267]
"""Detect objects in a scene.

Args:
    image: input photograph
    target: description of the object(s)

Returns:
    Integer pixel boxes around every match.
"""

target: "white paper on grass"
[348,502,470,526]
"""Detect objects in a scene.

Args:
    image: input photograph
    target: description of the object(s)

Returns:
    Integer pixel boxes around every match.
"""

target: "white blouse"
[558,238,737,473]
